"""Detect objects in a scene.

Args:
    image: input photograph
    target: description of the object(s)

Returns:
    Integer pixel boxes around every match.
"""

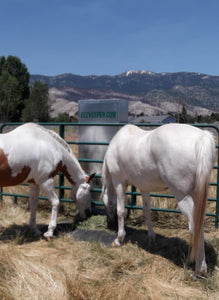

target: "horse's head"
[73,173,96,220]
[105,206,118,231]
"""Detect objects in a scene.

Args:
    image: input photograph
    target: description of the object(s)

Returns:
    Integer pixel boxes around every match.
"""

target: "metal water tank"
[78,99,128,202]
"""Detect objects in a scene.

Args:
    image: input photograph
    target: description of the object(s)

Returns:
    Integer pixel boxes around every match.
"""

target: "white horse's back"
[103,124,215,192]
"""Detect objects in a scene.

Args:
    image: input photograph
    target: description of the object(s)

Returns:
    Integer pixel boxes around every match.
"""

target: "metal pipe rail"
[0,122,218,227]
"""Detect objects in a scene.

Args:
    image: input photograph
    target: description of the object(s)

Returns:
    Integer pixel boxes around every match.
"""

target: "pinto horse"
[102,124,215,277]
[0,123,95,238]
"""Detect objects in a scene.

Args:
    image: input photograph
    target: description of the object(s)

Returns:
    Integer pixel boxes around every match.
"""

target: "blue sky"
[1,0,219,76]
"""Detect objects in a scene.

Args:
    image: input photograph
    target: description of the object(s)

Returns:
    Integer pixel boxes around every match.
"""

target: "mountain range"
[30,70,219,119]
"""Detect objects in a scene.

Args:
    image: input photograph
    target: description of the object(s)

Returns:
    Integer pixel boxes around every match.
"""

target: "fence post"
[59,124,65,200]
[131,186,137,206]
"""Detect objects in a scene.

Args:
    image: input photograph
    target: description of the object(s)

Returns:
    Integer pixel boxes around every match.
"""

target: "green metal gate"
[0,122,218,227]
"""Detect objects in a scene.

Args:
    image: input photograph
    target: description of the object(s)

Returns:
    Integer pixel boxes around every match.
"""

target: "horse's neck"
[62,151,86,186]
[45,128,86,186]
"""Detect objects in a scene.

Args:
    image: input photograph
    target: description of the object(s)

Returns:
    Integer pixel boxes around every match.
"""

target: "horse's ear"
[85,173,96,183]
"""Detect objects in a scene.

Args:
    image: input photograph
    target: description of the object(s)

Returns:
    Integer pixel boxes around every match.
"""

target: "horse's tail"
[190,130,215,261]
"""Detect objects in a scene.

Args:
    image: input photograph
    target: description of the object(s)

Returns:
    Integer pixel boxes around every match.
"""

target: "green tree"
[0,55,29,121]
[0,70,19,121]
[22,80,51,122]
[54,112,71,122]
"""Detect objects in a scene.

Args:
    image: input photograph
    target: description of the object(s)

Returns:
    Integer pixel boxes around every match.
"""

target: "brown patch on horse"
[61,165,75,184]
[49,161,75,185]
[49,161,63,178]
[0,149,31,187]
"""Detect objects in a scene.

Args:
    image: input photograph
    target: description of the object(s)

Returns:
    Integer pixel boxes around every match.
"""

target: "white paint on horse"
[0,123,95,238]
[102,124,216,276]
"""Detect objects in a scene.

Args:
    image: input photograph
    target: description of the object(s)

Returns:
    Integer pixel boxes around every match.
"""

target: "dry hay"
[0,197,218,300]
[0,125,218,299]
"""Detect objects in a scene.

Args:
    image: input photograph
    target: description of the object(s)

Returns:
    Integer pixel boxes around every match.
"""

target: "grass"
[0,193,218,300]
[0,153,218,299]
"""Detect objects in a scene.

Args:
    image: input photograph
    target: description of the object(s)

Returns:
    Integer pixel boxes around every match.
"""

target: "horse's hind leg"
[141,191,155,244]
[29,183,41,236]
[41,178,60,239]
[171,191,194,261]
[173,190,207,275]
[112,182,126,247]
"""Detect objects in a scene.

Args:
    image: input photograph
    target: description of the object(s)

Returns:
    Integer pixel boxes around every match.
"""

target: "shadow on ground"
[71,226,218,275]
[0,222,217,274]
[126,227,217,274]
[0,221,76,244]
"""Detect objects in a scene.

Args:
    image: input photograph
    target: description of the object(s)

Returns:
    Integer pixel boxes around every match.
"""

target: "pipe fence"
[0,122,218,227]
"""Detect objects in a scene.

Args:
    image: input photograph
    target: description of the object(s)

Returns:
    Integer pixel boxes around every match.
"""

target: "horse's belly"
[127,173,167,192]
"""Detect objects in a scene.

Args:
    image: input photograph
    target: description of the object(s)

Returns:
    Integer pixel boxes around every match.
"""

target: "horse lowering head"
[73,173,96,219]
[102,187,118,231]
[105,205,118,231]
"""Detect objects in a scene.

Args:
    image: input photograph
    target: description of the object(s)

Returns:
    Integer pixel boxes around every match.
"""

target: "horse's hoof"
[44,236,52,241]
[147,236,156,249]
[112,240,121,247]
[190,272,207,281]
[43,232,54,241]
[190,273,200,281]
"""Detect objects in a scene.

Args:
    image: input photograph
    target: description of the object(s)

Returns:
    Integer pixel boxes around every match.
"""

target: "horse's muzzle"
[83,208,92,219]
[78,208,92,221]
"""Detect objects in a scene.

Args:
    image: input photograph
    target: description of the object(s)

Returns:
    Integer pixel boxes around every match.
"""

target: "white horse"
[0,123,95,238]
[102,124,215,276]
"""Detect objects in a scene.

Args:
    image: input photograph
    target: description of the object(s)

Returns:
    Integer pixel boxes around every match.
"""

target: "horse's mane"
[48,129,73,154]
[37,124,73,155]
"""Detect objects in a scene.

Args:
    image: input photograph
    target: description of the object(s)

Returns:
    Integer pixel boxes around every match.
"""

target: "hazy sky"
[1,0,219,76]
